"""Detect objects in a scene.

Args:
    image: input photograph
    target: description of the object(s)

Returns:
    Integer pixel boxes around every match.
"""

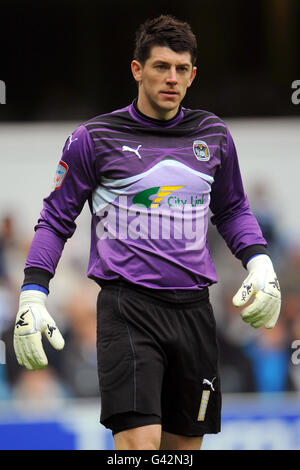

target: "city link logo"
[133,186,205,210]
[0,80,6,104]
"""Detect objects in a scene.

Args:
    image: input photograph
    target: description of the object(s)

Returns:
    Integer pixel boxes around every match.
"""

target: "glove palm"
[14,290,64,370]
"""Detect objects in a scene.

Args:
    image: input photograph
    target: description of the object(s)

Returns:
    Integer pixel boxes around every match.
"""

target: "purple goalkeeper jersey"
[25,101,266,290]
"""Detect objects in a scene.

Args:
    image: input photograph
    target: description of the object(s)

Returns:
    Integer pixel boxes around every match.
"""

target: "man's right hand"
[14,289,65,370]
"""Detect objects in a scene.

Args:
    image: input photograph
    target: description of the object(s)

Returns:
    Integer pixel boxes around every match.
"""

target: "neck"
[137,95,179,121]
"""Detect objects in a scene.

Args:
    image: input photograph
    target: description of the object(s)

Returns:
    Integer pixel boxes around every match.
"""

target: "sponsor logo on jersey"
[133,186,205,210]
[52,160,69,191]
[133,186,184,209]
[193,140,210,161]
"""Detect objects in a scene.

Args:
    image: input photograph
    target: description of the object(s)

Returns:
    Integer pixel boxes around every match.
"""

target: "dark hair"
[134,15,198,66]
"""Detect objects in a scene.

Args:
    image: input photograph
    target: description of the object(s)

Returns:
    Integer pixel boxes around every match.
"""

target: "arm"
[210,127,281,328]
[23,125,98,291]
[210,127,267,261]
[14,125,98,369]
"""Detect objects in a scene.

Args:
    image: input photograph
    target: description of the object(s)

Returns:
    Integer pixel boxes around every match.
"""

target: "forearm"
[23,227,66,291]
[214,207,267,260]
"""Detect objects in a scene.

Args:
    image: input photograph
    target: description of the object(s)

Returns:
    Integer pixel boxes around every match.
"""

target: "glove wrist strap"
[246,254,274,273]
[21,284,49,295]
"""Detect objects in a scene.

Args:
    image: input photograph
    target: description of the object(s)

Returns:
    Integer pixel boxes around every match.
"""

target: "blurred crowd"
[0,181,300,409]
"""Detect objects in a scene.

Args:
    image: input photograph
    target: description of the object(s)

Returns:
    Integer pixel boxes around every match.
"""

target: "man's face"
[131,46,197,120]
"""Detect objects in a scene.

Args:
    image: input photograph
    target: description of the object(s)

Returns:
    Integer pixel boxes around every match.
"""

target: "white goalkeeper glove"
[14,289,65,370]
[232,254,281,329]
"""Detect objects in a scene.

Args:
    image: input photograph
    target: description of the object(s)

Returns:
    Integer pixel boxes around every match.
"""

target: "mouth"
[159,91,179,98]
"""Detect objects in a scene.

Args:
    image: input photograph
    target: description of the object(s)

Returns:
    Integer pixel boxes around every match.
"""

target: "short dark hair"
[134,15,198,66]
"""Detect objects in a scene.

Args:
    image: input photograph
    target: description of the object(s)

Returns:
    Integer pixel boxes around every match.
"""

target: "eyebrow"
[152,60,191,67]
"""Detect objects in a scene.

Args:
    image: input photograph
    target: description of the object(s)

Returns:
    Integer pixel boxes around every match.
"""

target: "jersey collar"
[129,98,184,128]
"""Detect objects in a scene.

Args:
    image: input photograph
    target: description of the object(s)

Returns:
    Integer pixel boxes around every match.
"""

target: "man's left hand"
[232,254,281,329]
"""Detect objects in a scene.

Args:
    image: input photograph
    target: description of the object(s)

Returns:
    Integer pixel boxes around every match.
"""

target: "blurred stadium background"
[0,0,300,450]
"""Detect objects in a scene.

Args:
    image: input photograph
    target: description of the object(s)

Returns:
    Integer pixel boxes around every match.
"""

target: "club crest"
[193,140,210,161]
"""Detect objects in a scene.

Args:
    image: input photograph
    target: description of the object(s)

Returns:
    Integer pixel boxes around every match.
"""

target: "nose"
[166,66,178,85]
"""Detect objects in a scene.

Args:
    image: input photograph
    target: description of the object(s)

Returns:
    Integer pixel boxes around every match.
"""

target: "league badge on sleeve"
[193,140,210,161]
[52,160,69,191]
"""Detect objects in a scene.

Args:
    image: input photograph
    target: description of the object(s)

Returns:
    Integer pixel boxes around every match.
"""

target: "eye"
[155,64,168,70]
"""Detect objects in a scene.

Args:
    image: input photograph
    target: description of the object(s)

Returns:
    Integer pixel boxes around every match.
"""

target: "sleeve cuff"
[22,267,54,292]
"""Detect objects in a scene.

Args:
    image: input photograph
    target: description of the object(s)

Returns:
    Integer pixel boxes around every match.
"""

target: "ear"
[131,60,143,83]
[187,66,197,88]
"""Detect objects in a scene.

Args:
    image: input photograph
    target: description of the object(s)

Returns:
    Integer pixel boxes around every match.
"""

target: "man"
[13,15,281,450]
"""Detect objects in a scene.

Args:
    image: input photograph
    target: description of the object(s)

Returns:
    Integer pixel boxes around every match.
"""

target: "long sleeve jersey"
[24,100,267,291]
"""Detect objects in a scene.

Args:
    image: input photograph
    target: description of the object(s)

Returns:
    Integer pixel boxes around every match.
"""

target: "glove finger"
[242,291,280,328]
[28,333,48,369]
[247,293,278,328]
[264,302,281,329]
[14,335,35,370]
[232,273,256,307]
[250,302,277,328]
[22,334,39,369]
[44,322,65,351]
[21,333,48,370]
[241,291,271,321]
[13,334,24,366]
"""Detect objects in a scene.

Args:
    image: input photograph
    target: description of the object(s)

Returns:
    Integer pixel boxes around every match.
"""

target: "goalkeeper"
[13,15,281,450]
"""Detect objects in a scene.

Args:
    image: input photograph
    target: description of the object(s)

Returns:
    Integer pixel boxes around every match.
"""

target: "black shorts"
[96,280,221,437]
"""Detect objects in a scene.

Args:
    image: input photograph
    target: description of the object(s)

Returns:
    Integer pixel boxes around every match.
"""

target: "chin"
[157,99,179,112]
